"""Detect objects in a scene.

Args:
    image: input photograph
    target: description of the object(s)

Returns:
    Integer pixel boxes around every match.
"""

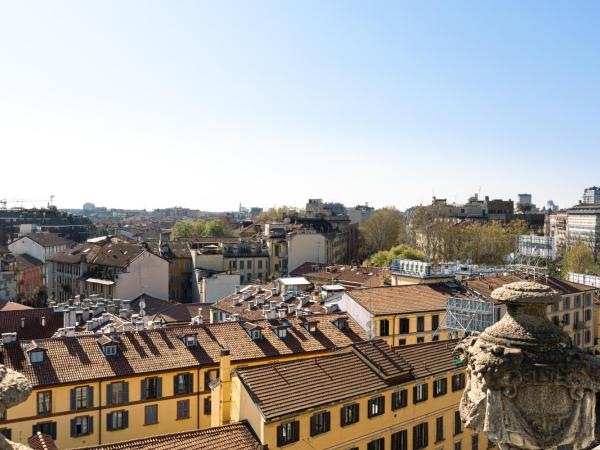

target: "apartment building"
[8,233,73,264]
[0,313,364,449]
[324,283,472,345]
[231,339,493,450]
[147,240,193,301]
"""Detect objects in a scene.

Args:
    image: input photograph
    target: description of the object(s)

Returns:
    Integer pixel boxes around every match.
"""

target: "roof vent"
[1,332,17,344]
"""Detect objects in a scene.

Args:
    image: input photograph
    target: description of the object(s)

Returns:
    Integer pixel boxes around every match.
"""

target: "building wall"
[287,233,327,273]
[116,251,169,300]
[234,367,493,450]
[200,273,240,303]
[8,238,67,264]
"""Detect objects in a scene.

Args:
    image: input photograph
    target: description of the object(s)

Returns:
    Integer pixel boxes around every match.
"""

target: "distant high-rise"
[582,187,600,205]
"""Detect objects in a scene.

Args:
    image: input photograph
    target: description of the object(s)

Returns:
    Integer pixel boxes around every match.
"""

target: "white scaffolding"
[444,297,494,334]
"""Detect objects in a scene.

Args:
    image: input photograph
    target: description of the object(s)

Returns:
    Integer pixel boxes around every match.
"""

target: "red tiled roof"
[21,233,73,248]
[0,308,63,340]
[347,283,468,315]
[72,421,262,450]
[393,339,462,378]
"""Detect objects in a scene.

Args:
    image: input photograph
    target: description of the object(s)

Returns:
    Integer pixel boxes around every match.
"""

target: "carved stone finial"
[0,365,33,450]
[458,281,600,450]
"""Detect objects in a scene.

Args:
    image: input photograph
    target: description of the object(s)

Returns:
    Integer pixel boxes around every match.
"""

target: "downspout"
[197,366,201,430]
[98,379,102,445]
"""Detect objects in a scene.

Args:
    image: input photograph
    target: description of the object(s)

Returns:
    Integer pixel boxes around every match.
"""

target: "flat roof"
[277,277,311,285]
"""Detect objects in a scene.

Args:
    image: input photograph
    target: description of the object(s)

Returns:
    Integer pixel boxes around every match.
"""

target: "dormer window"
[29,350,44,364]
[182,334,197,347]
[242,322,263,340]
[102,345,117,356]
[272,326,287,339]
[303,321,319,334]
[332,317,348,331]
[250,329,262,340]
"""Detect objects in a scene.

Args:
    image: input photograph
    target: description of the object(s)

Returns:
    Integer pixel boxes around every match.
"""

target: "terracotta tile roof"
[236,352,389,420]
[0,308,62,340]
[465,274,597,299]
[21,233,73,248]
[47,242,148,269]
[0,300,31,311]
[15,254,43,271]
[1,314,365,388]
[72,421,262,450]
[353,339,411,377]
[291,263,389,288]
[146,241,191,260]
[211,285,326,321]
[346,283,468,315]
[28,432,59,450]
[393,339,462,378]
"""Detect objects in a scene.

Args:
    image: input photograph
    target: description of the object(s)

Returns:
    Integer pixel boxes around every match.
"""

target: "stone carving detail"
[0,365,33,450]
[458,281,600,450]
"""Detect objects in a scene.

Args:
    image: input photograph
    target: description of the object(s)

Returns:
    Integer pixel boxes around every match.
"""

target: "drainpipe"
[98,379,102,445]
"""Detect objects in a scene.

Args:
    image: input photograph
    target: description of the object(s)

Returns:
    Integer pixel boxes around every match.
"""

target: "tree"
[256,206,300,223]
[561,242,600,278]
[170,219,229,240]
[360,208,404,255]
[364,244,426,267]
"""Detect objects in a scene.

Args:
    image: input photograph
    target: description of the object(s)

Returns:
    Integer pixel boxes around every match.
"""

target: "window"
[552,302,559,313]
[417,316,425,332]
[414,383,428,403]
[258,260,263,269]
[247,260,252,269]
[563,313,570,325]
[379,319,390,337]
[32,422,56,440]
[552,316,560,326]
[0,429,11,440]
[413,422,429,449]
[398,338,406,346]
[585,293,592,306]
[183,334,197,347]
[399,318,409,333]
[432,314,439,330]
[71,416,92,437]
[340,403,359,426]
[177,399,190,419]
[204,397,211,415]
[239,260,244,269]
[107,410,128,431]
[310,411,330,436]
[434,377,447,397]
[585,309,592,321]
[472,434,479,450]
[367,438,385,450]
[391,429,408,450]
[102,345,117,356]
[277,421,299,446]
[563,297,570,310]
[575,295,581,308]
[585,330,591,344]
[432,335,440,341]
[417,336,425,343]
[29,350,44,364]
[107,382,128,405]
[452,373,465,391]
[392,389,407,410]
[145,405,158,425]
[141,377,162,400]
[368,396,385,418]
[37,391,52,415]
[174,373,193,395]
[455,441,462,450]
[575,333,581,346]
[575,311,580,325]
[454,410,463,435]
[436,416,444,442]
[204,369,219,391]
[71,386,93,410]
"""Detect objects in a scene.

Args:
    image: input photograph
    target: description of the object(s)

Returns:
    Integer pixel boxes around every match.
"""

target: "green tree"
[360,208,405,255]
[364,244,426,267]
[561,242,600,278]
[170,219,229,240]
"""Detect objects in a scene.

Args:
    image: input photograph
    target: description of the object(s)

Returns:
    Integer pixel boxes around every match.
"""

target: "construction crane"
[0,196,55,209]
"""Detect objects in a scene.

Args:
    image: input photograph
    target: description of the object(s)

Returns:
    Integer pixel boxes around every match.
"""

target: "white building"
[8,233,72,263]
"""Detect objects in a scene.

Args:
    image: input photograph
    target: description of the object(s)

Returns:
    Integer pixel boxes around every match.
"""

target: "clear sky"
[1,1,599,211]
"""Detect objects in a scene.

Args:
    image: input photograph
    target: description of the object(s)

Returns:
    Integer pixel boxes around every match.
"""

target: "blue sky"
[1,1,599,211]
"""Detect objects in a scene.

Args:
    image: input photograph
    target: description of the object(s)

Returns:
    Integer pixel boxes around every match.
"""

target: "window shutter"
[123,411,129,428]
[413,386,418,403]
[70,388,76,411]
[325,411,330,431]
[32,424,39,436]
[70,418,76,437]
[123,382,129,403]
[173,376,177,394]
[412,426,418,450]
[276,425,283,447]
[141,379,147,400]
[88,416,93,434]
[292,421,299,441]
[50,422,57,440]
[424,384,428,401]
[423,423,428,447]
[310,415,315,436]
[187,374,192,393]
[381,396,385,413]
[157,377,162,398]
[107,384,113,405]
[106,413,112,431]
[88,386,94,408]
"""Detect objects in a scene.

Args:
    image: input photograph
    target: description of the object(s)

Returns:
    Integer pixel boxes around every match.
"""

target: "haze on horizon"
[1,1,599,212]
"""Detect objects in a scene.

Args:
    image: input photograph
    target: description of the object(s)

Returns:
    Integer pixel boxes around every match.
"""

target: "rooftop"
[18,233,73,248]
[72,421,262,450]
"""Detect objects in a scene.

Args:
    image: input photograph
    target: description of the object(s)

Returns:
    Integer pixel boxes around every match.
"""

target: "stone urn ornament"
[458,281,600,450]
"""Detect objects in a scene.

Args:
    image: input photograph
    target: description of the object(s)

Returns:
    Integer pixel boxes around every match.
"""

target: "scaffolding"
[444,297,494,335]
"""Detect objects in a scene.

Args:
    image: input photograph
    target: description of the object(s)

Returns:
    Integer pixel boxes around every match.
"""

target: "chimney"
[135,320,144,332]
[20,318,25,329]
[1,332,17,344]
[218,349,232,426]
[65,326,76,337]
[234,286,240,294]
[41,316,46,327]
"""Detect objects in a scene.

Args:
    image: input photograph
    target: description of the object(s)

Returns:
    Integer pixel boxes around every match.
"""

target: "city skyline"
[2,1,600,210]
